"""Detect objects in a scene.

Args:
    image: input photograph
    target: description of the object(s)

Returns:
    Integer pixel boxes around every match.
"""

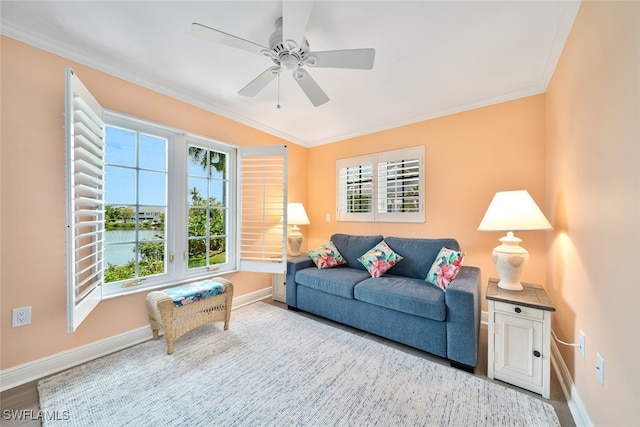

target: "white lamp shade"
[478,190,552,232]
[287,203,310,226]
[478,190,551,291]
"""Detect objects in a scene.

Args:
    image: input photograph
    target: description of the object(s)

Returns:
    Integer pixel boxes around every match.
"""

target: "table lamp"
[287,203,310,256]
[478,190,552,291]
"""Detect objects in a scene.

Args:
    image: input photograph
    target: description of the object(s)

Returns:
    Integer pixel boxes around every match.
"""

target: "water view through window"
[104,126,167,283]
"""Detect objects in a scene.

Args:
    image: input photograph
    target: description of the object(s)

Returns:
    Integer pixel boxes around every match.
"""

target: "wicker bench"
[145,278,233,354]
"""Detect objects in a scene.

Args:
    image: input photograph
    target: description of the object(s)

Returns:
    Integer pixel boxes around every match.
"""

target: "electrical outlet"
[596,353,605,384]
[578,330,586,359]
[12,306,32,327]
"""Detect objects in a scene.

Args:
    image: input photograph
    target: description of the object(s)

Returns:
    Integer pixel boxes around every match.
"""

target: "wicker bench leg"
[165,337,175,355]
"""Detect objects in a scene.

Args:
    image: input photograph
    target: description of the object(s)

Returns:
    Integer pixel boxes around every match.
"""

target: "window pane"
[209,237,226,264]
[209,180,226,206]
[188,207,207,237]
[210,152,226,180]
[187,146,210,177]
[105,127,136,167]
[188,177,208,204]
[188,238,207,268]
[138,234,166,279]
[139,170,166,206]
[139,207,166,238]
[209,207,226,236]
[105,242,135,282]
[106,166,136,205]
[139,134,166,171]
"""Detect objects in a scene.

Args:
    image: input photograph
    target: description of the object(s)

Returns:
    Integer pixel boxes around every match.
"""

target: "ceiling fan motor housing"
[266,17,310,71]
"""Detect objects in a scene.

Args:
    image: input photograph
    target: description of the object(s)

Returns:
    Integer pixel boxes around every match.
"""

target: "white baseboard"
[551,334,593,427]
[0,287,272,392]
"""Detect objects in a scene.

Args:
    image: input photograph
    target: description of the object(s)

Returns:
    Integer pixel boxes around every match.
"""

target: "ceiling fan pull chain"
[277,72,281,109]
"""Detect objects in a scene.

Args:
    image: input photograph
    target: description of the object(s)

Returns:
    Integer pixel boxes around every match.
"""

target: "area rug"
[38,302,560,426]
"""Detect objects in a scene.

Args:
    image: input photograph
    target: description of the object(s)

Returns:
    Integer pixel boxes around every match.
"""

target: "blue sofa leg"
[450,361,475,373]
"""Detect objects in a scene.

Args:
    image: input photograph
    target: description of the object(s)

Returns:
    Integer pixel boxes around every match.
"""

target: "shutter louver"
[65,68,105,332]
[238,146,287,273]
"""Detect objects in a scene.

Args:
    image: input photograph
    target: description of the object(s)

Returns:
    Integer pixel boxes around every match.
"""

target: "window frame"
[101,113,240,298]
[336,146,425,223]
[65,68,287,331]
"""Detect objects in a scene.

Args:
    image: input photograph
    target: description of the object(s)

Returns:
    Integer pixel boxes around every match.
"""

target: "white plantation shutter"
[337,155,374,221]
[337,146,424,223]
[238,146,288,273]
[376,146,424,223]
[65,68,105,332]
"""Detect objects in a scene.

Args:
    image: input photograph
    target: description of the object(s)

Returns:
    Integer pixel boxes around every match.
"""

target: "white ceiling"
[1,1,580,147]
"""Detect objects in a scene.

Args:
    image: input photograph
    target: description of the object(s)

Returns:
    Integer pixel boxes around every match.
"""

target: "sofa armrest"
[445,265,481,367]
[285,256,315,308]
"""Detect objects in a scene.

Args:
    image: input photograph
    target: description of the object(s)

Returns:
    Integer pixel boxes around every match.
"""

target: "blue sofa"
[286,234,481,370]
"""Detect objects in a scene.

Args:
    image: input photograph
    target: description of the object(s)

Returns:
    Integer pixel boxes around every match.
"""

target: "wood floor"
[0,298,575,426]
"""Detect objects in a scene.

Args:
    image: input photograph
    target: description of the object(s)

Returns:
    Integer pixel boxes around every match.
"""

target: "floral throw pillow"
[357,240,403,278]
[426,247,466,291]
[308,241,347,269]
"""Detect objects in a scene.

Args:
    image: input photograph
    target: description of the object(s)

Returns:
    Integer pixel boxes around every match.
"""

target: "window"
[187,145,229,271]
[104,125,168,286]
[65,68,287,332]
[337,146,424,223]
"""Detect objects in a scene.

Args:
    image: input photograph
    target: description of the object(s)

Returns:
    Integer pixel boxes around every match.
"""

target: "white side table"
[272,273,286,303]
[486,278,556,398]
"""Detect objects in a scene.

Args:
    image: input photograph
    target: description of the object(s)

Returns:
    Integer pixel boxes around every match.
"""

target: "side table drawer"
[494,301,544,320]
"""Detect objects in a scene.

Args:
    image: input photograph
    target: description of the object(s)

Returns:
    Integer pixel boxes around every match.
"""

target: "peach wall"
[545,1,639,424]
[306,95,549,307]
[0,37,306,369]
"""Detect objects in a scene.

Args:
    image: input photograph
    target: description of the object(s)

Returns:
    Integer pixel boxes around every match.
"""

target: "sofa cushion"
[354,275,446,321]
[426,247,466,291]
[295,267,371,299]
[331,234,384,271]
[384,237,460,280]
[308,241,347,269]
[357,240,403,278]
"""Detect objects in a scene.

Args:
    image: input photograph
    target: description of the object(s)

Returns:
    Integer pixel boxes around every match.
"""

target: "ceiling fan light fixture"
[280,54,299,71]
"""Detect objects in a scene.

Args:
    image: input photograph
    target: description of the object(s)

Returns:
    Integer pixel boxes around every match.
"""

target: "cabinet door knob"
[533,350,541,358]
[514,307,522,313]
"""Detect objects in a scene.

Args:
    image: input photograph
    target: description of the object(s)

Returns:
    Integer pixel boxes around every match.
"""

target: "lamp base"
[288,226,303,257]
[492,232,529,291]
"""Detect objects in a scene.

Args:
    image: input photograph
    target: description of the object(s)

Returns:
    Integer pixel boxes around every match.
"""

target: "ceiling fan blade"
[238,67,280,97]
[293,69,329,107]
[191,23,267,55]
[308,48,376,70]
[282,1,313,49]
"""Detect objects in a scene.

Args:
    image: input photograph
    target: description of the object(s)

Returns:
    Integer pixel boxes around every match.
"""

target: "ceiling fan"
[191,1,375,107]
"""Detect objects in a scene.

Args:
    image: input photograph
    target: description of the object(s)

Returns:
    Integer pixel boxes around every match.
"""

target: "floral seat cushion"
[162,279,226,307]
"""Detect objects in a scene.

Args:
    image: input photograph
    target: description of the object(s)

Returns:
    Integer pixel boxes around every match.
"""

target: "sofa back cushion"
[331,234,384,271]
[384,237,460,280]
